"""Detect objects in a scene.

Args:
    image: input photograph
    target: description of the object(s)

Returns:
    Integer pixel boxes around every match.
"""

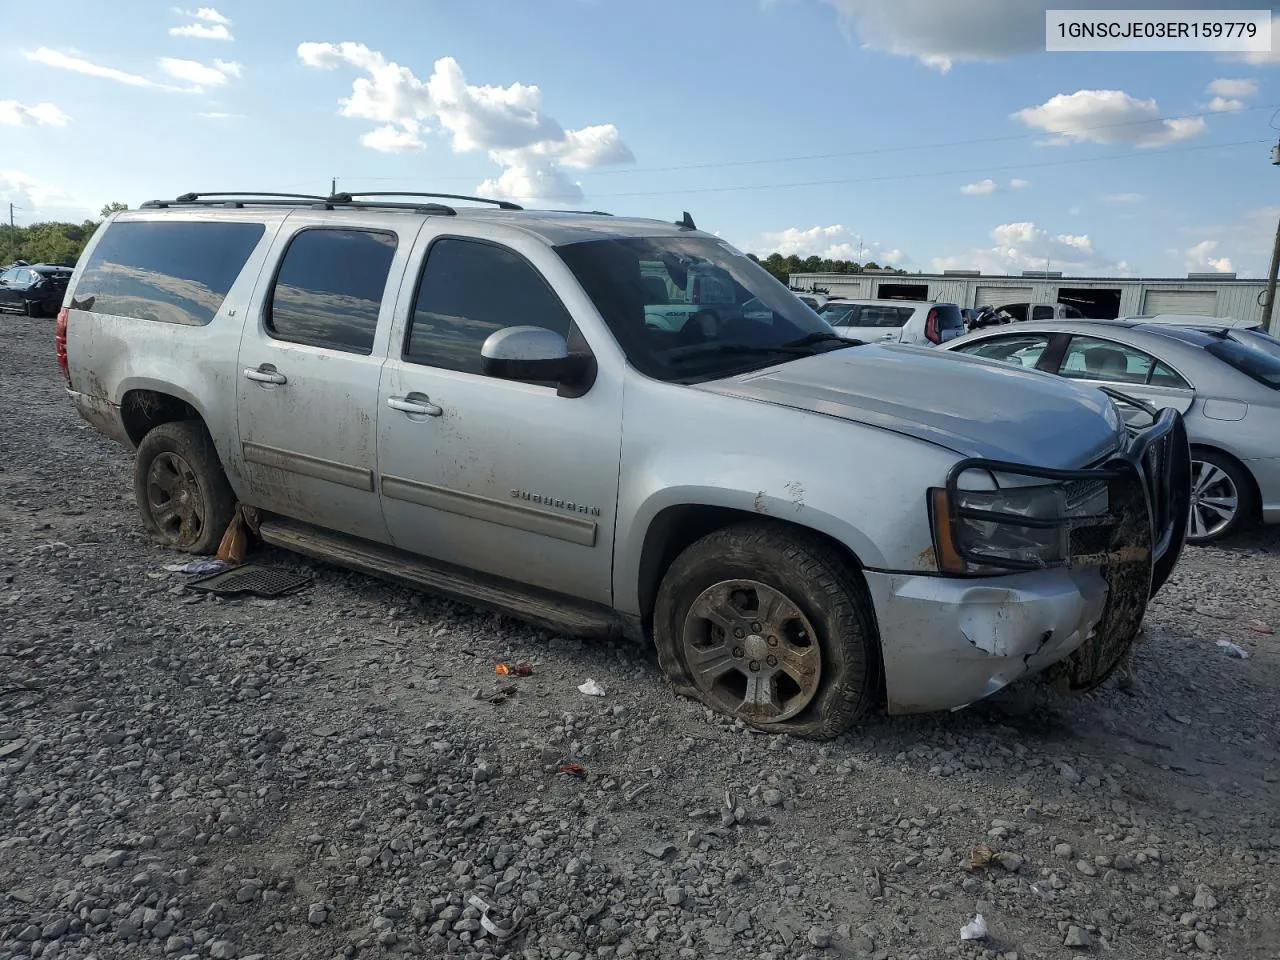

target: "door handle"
[388,395,443,417]
[244,366,287,385]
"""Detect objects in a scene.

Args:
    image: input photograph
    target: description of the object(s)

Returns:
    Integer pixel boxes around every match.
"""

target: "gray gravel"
[2,314,1278,960]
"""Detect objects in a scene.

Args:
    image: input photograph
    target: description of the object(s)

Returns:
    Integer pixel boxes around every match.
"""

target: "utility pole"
[7,202,12,228]
[330,177,337,196]
[1263,217,1280,336]
[1265,140,1280,336]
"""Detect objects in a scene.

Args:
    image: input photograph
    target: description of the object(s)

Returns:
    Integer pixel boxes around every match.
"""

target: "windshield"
[1205,337,1280,390]
[555,236,849,382]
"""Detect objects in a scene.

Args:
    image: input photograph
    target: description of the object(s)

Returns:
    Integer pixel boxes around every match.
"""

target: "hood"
[694,344,1126,467]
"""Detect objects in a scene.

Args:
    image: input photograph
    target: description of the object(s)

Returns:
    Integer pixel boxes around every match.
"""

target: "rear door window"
[72,220,266,325]
[266,228,397,355]
[1057,335,1189,387]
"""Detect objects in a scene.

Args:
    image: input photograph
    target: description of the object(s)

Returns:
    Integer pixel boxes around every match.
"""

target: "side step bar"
[257,519,622,639]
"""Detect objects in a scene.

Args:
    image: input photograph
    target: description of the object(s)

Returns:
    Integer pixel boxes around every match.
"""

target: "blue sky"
[3,0,1280,276]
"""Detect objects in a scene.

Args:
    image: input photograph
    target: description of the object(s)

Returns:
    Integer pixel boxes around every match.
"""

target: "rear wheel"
[653,521,879,739]
[23,300,41,318]
[133,421,235,554]
[1187,449,1255,544]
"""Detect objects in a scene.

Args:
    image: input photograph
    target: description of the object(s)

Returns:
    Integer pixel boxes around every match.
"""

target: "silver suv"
[57,191,1191,738]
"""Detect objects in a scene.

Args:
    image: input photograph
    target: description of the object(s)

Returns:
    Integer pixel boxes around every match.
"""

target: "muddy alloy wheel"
[146,452,207,548]
[653,520,879,739]
[681,579,821,723]
[133,420,235,555]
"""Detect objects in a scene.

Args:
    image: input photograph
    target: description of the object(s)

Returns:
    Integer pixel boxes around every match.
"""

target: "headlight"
[929,478,1109,573]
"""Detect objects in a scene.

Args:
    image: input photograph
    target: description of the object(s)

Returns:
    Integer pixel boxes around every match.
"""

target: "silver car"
[943,319,1280,543]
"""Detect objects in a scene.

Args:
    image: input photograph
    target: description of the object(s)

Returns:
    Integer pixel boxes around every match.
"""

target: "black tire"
[23,300,41,318]
[653,520,879,739]
[133,420,235,554]
[1186,448,1256,545]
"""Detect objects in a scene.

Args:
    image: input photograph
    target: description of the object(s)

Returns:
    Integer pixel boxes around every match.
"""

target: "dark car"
[0,263,73,317]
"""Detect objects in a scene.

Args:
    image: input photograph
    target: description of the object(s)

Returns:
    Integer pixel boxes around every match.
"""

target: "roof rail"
[330,191,523,211]
[553,209,614,216]
[142,191,331,209]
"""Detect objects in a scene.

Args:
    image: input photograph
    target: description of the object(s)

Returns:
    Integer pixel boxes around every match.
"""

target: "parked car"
[998,302,1088,323]
[943,319,1280,544]
[0,263,73,317]
[59,192,1189,737]
[817,298,966,346]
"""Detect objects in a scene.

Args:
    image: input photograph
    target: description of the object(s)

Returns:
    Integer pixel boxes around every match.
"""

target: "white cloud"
[961,178,997,195]
[360,124,426,152]
[198,111,242,119]
[25,47,159,88]
[174,6,231,24]
[1233,13,1280,64]
[0,170,93,220]
[296,42,633,203]
[753,224,908,265]
[1177,206,1280,276]
[1182,240,1235,273]
[933,221,1130,275]
[1009,178,1030,189]
[1103,192,1144,203]
[818,0,1255,70]
[170,22,232,40]
[1207,96,1245,112]
[1207,78,1257,97]
[1013,89,1206,148]
[158,57,241,89]
[0,100,71,127]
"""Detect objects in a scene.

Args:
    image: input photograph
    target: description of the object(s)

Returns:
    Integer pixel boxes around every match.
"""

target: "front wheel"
[133,421,235,554]
[653,521,879,739]
[1187,450,1255,545]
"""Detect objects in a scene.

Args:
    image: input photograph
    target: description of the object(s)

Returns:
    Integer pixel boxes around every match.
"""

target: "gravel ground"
[2,314,1278,960]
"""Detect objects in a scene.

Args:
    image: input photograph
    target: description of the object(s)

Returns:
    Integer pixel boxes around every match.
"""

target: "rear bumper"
[866,567,1108,714]
[67,388,131,447]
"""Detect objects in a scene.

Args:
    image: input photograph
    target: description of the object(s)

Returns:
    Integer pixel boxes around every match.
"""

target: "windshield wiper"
[780,331,860,349]
[669,333,857,366]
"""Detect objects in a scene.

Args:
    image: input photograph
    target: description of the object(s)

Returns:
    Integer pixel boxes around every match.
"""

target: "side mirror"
[481,326,592,393]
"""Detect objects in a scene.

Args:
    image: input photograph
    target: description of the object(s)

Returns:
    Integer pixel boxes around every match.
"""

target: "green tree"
[1,202,127,266]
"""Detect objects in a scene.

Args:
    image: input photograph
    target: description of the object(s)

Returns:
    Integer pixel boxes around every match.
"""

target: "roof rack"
[553,209,614,216]
[143,191,332,210]
[329,191,523,211]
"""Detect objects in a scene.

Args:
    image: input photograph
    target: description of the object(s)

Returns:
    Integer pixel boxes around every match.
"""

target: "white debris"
[577,678,606,697]
[1216,640,1251,659]
[960,914,988,941]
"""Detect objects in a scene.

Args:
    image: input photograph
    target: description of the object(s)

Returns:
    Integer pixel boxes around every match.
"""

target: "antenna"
[675,211,697,230]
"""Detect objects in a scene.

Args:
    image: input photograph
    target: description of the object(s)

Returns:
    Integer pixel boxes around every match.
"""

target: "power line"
[582,137,1271,199]
[326,101,1280,185]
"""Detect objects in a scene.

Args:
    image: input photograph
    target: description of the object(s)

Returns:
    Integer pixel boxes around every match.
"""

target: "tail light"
[925,307,942,344]
[56,307,70,382]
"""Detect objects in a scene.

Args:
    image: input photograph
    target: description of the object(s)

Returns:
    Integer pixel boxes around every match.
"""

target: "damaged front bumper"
[875,405,1191,714]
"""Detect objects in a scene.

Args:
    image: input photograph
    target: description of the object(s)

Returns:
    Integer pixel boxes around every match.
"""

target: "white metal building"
[787,269,1277,333]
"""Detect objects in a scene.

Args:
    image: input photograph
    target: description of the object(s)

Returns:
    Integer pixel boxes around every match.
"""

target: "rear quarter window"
[72,220,266,326]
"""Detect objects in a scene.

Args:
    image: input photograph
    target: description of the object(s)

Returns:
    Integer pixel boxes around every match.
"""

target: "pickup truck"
[57,191,1191,739]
